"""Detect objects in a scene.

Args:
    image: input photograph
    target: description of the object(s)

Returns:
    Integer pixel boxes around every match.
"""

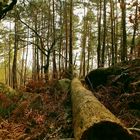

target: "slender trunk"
[45,1,51,81]
[87,28,91,74]
[121,0,127,62]
[114,0,118,63]
[20,47,25,86]
[44,52,50,81]
[52,0,58,79]
[101,0,106,67]
[58,1,63,78]
[8,20,12,86]
[40,10,45,79]
[32,17,37,80]
[4,41,7,84]
[80,5,87,77]
[65,0,68,71]
[69,0,73,79]
[32,38,36,80]
[12,18,18,89]
[82,6,87,77]
[35,16,40,80]
[97,0,102,68]
[24,45,28,85]
[8,35,11,86]
[53,50,57,79]
[130,0,138,59]
[110,0,115,65]
[36,44,40,80]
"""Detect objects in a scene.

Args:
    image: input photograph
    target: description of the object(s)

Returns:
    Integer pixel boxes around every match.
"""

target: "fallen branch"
[129,128,140,133]
[43,126,62,140]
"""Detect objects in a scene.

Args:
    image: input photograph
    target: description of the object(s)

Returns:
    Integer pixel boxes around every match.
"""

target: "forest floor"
[91,59,140,140]
[0,79,73,140]
[0,59,140,140]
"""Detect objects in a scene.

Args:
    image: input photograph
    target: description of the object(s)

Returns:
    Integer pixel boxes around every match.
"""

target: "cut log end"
[81,121,133,140]
[71,78,134,140]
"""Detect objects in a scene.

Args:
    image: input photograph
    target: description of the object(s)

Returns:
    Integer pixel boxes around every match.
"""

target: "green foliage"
[25,80,46,93]
[0,103,16,118]
[0,82,17,95]
[29,95,43,110]
[0,91,18,118]
[58,78,71,92]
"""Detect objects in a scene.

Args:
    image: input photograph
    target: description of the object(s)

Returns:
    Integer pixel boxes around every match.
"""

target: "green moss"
[58,78,71,92]
[0,82,17,96]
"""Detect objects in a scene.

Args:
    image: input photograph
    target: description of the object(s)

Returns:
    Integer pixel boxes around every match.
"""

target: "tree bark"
[64,0,68,71]
[114,0,118,64]
[110,0,115,65]
[71,78,133,140]
[69,0,73,79]
[97,0,102,68]
[130,0,138,59]
[12,15,18,89]
[121,0,127,62]
[101,0,107,67]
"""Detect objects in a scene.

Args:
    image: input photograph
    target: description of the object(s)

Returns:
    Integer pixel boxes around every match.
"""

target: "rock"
[29,95,43,110]
[85,68,110,89]
[58,79,71,92]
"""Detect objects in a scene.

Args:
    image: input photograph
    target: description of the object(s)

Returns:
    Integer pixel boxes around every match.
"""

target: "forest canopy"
[0,0,140,88]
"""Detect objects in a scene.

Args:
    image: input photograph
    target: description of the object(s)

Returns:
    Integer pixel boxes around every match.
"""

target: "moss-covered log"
[71,78,133,140]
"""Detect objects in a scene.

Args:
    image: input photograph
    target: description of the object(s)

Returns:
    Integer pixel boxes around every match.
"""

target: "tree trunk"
[64,0,68,71]
[52,0,58,79]
[114,0,118,64]
[24,45,28,85]
[35,18,40,81]
[101,0,107,67]
[58,0,63,78]
[20,47,25,86]
[121,0,127,62]
[32,40,36,80]
[69,0,73,79]
[97,0,102,68]
[87,28,91,74]
[24,28,29,85]
[8,24,12,86]
[53,50,58,79]
[80,6,87,77]
[71,78,133,140]
[110,0,115,65]
[130,0,138,59]
[12,18,18,89]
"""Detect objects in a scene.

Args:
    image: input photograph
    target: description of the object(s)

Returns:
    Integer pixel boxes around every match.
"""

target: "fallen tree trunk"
[71,78,133,140]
